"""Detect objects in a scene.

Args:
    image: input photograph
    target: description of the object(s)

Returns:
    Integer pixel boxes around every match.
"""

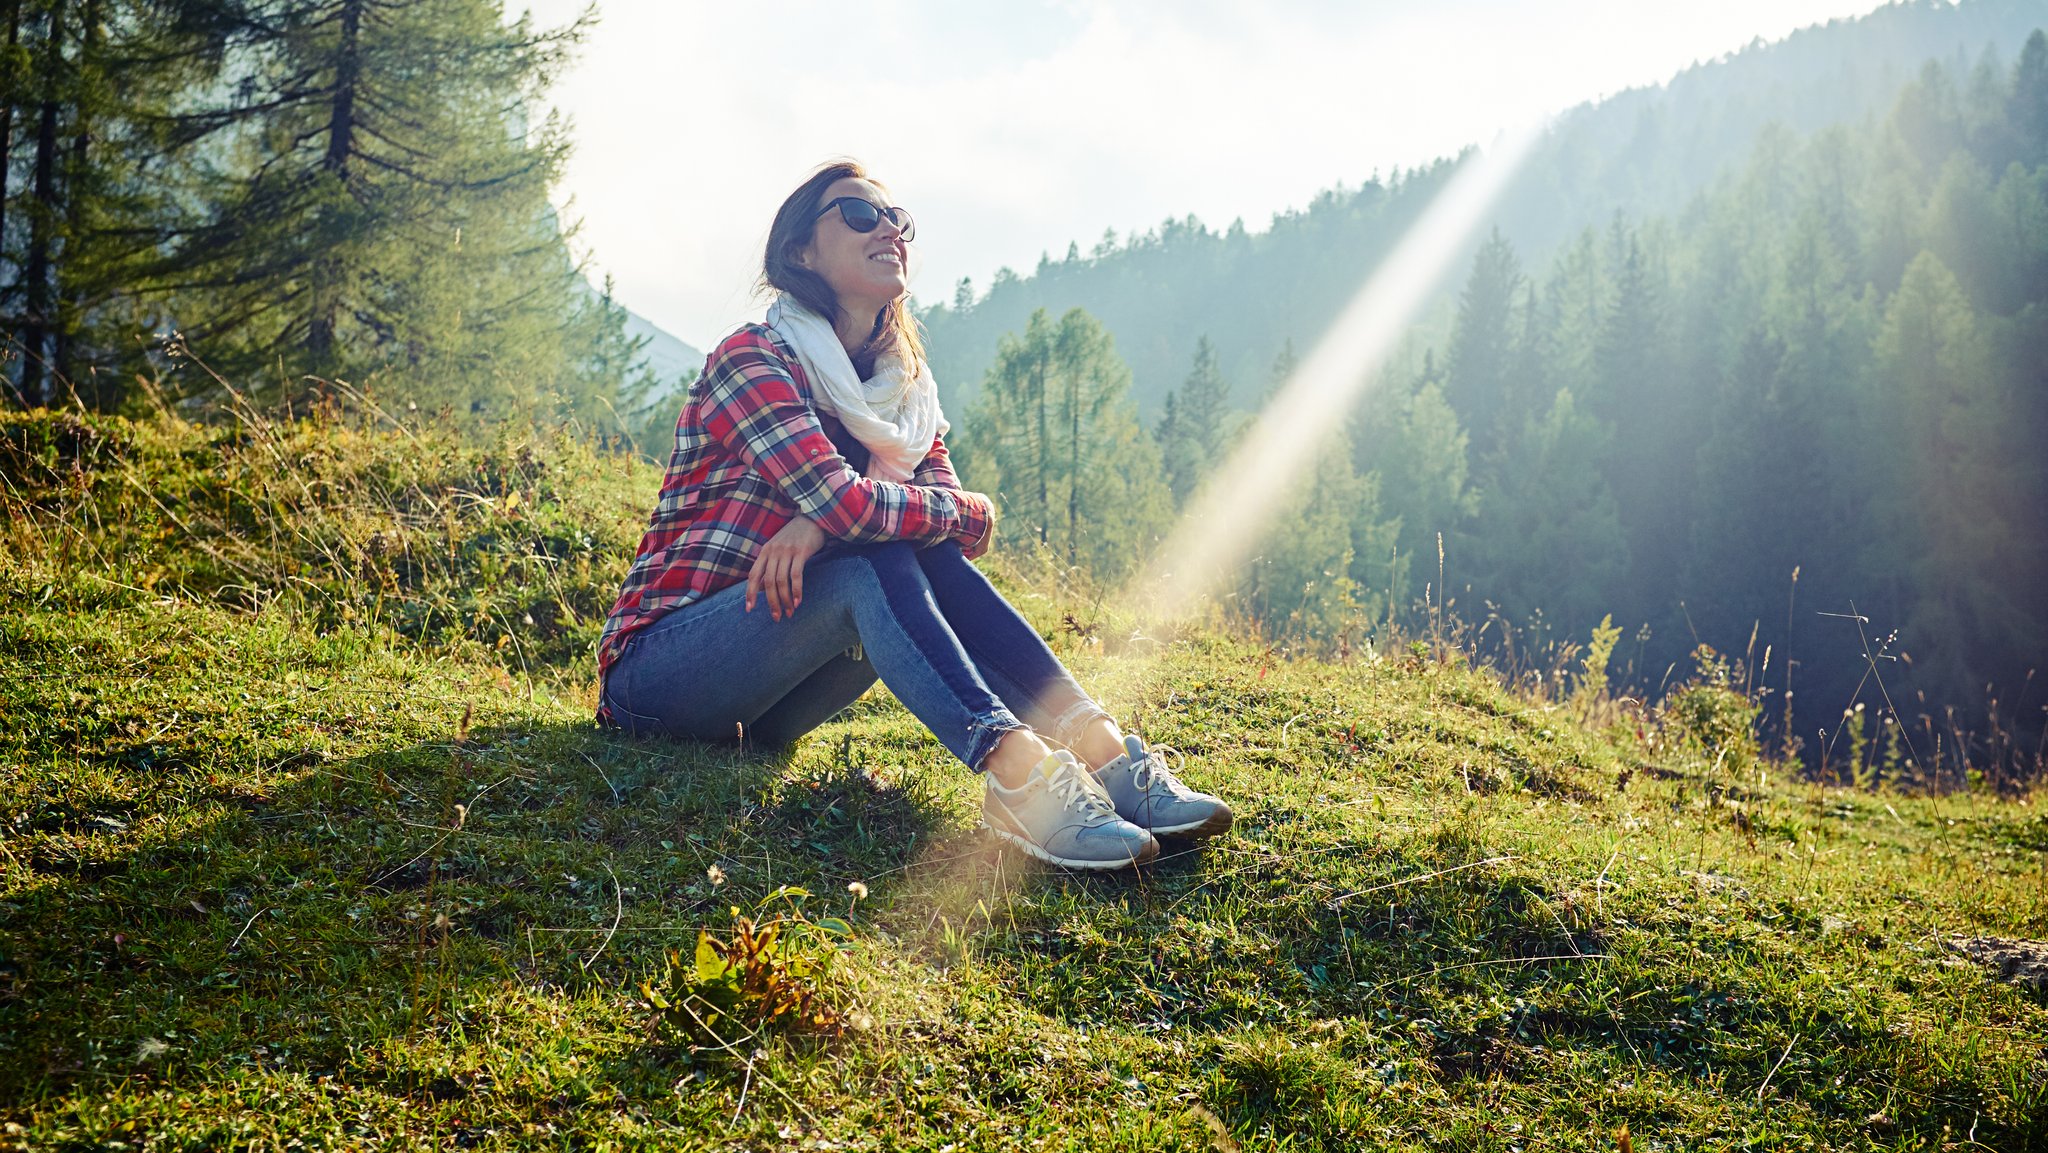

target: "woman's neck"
[833,306,878,357]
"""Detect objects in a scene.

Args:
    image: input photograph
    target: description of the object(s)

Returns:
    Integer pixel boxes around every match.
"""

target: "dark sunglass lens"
[885,207,916,242]
[838,198,882,232]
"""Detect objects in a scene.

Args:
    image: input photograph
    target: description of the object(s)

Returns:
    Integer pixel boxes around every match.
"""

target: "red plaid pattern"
[596,324,993,675]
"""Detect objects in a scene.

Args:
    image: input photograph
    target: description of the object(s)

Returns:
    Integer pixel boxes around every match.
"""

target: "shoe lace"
[1047,759,1119,820]
[1131,744,1195,797]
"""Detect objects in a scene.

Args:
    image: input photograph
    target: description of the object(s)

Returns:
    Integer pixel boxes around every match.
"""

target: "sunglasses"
[814,196,916,242]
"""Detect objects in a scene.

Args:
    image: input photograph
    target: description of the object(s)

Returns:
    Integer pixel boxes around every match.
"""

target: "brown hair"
[761,159,927,373]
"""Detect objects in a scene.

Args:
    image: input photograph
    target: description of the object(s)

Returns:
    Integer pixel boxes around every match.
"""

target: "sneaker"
[1092,735,1234,838]
[983,750,1158,870]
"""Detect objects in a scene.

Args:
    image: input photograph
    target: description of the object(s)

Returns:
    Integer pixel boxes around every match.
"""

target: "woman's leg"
[913,541,1233,837]
[600,576,871,744]
[602,543,1040,771]
[912,541,1127,766]
[745,651,877,749]
[603,543,1161,866]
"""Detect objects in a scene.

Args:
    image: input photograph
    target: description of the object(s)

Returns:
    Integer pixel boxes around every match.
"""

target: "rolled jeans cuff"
[966,706,1030,772]
[1050,698,1114,747]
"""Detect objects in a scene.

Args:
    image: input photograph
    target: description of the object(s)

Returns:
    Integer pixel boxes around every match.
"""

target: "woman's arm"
[908,434,995,558]
[909,434,963,490]
[699,330,991,549]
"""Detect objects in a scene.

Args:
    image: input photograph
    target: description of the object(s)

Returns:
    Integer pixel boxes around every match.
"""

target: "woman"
[597,160,1230,871]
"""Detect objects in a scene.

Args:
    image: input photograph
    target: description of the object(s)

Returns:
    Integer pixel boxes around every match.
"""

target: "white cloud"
[524,0,1890,347]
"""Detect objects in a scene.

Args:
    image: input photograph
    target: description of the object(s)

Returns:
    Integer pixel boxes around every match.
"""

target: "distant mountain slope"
[920,0,2048,415]
[1496,0,2048,256]
[621,307,703,391]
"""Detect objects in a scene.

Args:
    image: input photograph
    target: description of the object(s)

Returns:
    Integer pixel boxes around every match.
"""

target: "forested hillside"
[922,0,2048,412]
[933,4,2048,779]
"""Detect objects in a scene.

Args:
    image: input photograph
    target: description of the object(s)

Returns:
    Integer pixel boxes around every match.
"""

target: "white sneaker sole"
[985,822,1158,870]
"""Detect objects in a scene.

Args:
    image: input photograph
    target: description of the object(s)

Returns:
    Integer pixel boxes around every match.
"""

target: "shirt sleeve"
[909,434,963,490]
[698,331,992,548]
[908,434,995,557]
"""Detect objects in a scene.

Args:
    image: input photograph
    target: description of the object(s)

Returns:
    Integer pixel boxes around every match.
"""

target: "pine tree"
[1153,388,1183,492]
[1467,388,1628,642]
[10,0,70,405]
[1264,337,1297,403]
[1595,218,1691,626]
[1180,335,1230,453]
[3,0,186,405]
[963,307,1169,578]
[0,2,20,293]
[1443,228,1523,456]
[1929,153,2001,309]
[1504,281,1547,440]
[1871,250,2038,694]
[1244,426,1391,643]
[1544,227,1605,402]
[1685,327,1801,647]
[1158,334,1231,505]
[1359,375,1474,615]
[142,0,634,421]
[2011,30,2048,165]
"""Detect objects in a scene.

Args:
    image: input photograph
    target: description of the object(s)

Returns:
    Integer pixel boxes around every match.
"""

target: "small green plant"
[1843,704,1874,788]
[1662,644,1762,772]
[1572,614,1623,719]
[641,887,854,1048]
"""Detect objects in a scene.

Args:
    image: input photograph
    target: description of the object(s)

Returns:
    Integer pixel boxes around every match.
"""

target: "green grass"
[2,409,2046,1150]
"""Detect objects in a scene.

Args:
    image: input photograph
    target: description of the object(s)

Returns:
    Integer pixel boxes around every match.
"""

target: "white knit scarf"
[765,296,948,483]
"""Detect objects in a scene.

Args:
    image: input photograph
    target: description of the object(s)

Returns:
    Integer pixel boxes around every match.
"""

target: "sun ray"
[1119,122,1547,629]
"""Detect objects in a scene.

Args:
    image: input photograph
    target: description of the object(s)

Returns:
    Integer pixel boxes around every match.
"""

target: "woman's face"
[794,176,910,313]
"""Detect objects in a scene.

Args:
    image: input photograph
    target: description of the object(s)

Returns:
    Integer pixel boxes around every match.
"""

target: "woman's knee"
[918,538,966,564]
[912,538,974,578]
[916,538,993,590]
[843,540,923,587]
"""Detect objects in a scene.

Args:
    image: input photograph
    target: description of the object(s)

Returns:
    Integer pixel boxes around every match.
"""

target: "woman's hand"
[747,516,827,621]
[960,491,996,560]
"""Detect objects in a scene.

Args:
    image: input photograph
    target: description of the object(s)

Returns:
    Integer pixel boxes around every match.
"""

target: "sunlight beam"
[1121,123,1546,628]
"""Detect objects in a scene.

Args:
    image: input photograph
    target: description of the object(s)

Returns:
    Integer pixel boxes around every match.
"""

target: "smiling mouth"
[868,251,903,266]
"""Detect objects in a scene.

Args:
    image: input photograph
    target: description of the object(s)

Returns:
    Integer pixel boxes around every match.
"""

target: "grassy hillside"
[2,408,2045,1151]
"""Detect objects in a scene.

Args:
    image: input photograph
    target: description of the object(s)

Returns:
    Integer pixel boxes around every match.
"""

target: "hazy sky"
[521,0,1892,348]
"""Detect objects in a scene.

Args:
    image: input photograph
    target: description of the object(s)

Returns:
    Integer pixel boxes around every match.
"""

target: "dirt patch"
[1946,937,2048,991]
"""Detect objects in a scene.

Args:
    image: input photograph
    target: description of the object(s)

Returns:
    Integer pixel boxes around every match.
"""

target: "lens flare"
[1120,124,1547,628]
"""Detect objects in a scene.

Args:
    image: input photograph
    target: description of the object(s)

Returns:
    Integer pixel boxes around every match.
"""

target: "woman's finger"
[767,550,791,619]
[789,552,804,610]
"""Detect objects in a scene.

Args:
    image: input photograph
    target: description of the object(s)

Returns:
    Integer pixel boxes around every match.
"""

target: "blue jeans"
[599,541,1111,770]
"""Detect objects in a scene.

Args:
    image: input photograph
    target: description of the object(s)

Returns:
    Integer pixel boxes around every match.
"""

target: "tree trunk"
[1,0,22,297]
[1033,349,1048,545]
[307,0,363,369]
[22,0,65,407]
[54,0,99,397]
[0,0,20,405]
[1067,372,1079,565]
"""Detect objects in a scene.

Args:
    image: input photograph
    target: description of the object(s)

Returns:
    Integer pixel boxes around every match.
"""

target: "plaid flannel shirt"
[596,324,993,677]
